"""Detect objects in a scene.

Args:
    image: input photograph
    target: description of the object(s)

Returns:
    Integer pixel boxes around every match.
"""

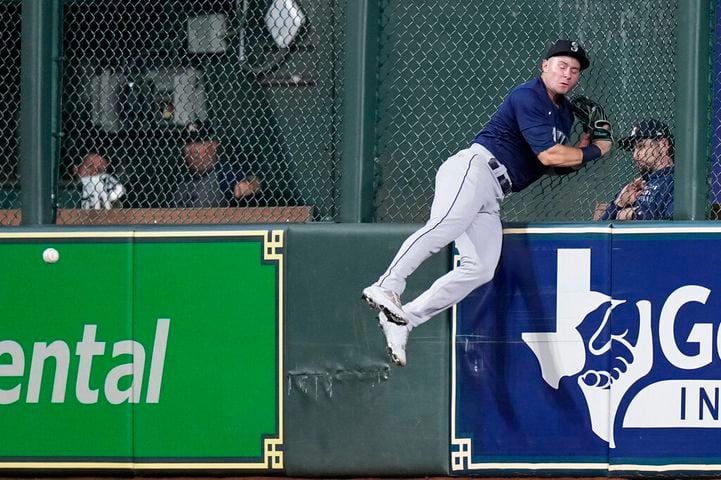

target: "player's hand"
[571,95,613,148]
[615,178,645,207]
[576,132,591,149]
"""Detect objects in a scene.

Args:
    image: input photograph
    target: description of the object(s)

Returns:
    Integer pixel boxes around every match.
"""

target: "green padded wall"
[284,223,451,476]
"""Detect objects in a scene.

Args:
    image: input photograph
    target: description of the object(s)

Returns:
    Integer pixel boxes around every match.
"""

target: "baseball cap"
[182,120,214,144]
[619,119,673,151]
[545,39,590,70]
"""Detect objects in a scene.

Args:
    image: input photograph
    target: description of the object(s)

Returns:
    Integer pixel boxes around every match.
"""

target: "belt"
[488,158,512,195]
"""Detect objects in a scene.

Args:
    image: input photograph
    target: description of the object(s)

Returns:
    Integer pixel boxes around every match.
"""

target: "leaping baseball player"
[362,39,613,367]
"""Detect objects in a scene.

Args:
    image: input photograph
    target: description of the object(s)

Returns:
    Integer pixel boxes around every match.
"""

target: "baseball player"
[596,119,674,221]
[362,39,613,367]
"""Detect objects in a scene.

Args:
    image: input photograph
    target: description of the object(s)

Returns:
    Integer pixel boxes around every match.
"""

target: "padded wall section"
[284,223,451,477]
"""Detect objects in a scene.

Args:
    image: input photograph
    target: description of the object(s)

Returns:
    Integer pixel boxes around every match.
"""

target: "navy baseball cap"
[619,119,673,151]
[545,39,590,70]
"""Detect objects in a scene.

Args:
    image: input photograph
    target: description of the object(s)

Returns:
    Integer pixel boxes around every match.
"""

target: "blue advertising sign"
[452,225,721,475]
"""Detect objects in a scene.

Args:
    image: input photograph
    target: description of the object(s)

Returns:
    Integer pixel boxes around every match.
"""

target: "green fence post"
[19,0,61,225]
[339,0,380,223]
[50,0,65,220]
[673,0,712,220]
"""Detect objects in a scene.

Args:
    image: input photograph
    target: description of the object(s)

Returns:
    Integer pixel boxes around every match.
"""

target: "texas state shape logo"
[523,248,720,448]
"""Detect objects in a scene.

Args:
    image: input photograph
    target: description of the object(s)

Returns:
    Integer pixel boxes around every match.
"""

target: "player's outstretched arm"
[537,143,586,167]
[538,135,612,168]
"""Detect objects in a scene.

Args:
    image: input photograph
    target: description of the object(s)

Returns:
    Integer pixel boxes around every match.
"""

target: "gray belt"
[488,158,512,195]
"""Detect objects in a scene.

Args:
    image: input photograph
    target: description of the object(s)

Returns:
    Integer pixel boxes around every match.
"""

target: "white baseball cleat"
[378,311,410,367]
[361,284,409,325]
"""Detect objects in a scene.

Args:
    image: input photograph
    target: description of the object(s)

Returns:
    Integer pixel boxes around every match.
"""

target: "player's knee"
[423,218,470,246]
[458,258,494,287]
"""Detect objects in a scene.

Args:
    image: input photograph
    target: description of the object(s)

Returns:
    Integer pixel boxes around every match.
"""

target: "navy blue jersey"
[473,77,574,192]
[601,167,674,220]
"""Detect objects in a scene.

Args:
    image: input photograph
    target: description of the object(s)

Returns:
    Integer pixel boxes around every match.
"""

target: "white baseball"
[42,247,59,264]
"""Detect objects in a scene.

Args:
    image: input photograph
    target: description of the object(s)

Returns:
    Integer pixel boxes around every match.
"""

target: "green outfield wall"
[7,223,721,477]
[284,224,449,477]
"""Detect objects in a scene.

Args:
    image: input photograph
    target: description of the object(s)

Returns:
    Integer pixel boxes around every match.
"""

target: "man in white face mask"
[74,152,126,210]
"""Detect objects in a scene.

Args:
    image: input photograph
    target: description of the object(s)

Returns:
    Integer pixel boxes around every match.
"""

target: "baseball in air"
[42,247,59,264]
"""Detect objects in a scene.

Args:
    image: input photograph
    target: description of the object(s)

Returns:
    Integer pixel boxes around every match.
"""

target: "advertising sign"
[452,225,721,474]
[0,230,283,470]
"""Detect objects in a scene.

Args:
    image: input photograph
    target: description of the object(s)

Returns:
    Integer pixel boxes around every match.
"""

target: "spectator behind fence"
[74,152,126,210]
[594,119,674,221]
[173,120,262,208]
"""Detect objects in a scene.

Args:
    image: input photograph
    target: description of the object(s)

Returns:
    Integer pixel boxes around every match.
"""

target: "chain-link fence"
[1,1,717,225]
[710,0,721,220]
[374,0,679,223]
[58,0,343,224]
[0,0,22,226]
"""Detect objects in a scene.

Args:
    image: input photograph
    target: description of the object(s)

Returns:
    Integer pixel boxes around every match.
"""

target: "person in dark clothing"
[596,119,674,221]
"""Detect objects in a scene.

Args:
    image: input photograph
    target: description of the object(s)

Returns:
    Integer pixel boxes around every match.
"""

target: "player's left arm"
[547,132,593,174]
[539,132,613,167]
[537,143,586,167]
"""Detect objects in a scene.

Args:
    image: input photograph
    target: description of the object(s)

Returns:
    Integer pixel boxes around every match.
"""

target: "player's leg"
[402,190,503,328]
[374,206,502,367]
[375,149,488,293]
[363,148,486,323]
[377,310,410,367]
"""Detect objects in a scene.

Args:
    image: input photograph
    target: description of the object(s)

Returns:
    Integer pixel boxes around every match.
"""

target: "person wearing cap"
[595,119,674,221]
[361,39,613,367]
[173,120,262,208]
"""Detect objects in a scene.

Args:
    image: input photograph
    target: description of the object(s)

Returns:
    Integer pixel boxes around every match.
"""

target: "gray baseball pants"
[374,143,509,328]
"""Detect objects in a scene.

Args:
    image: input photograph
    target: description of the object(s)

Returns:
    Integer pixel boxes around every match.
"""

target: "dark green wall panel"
[284,223,450,476]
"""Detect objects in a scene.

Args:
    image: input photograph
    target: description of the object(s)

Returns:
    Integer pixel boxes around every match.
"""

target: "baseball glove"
[571,95,613,143]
